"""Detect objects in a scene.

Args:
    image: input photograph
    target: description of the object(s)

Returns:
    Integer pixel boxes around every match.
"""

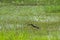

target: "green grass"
[0,0,60,5]
[0,3,60,40]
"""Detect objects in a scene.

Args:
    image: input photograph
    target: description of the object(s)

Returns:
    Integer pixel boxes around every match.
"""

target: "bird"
[28,24,39,29]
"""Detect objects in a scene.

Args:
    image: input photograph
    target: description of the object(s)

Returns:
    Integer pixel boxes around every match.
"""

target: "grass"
[0,3,60,40]
[0,0,60,5]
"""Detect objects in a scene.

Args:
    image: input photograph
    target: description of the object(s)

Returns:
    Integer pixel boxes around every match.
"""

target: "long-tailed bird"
[28,24,39,29]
